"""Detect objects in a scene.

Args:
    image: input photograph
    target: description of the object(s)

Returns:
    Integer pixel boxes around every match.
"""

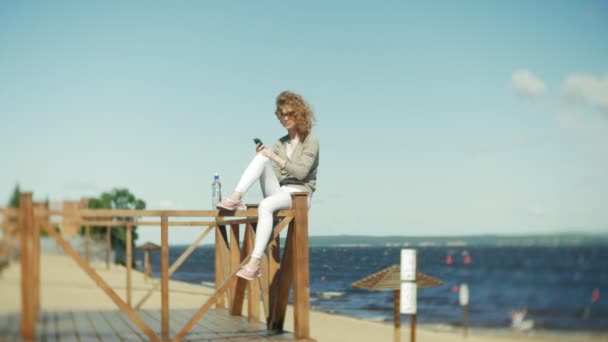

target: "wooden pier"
[0,308,299,341]
[0,192,314,341]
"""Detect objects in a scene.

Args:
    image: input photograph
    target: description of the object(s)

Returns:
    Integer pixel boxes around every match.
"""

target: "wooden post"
[126,225,132,307]
[410,314,417,342]
[291,193,310,339]
[160,215,169,340]
[459,283,470,337]
[106,225,111,270]
[217,225,231,307]
[85,225,90,264]
[269,223,294,331]
[463,305,468,337]
[144,249,151,282]
[394,289,401,342]
[41,222,160,341]
[411,251,418,342]
[214,221,225,309]
[246,204,260,324]
[33,201,44,317]
[0,210,5,238]
[19,192,35,340]
[229,223,241,313]
[267,233,281,324]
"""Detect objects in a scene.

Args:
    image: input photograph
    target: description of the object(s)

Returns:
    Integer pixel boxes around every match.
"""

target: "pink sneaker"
[217,197,243,210]
[236,265,261,280]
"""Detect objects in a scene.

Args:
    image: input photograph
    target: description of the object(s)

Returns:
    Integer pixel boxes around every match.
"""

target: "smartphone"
[253,138,263,146]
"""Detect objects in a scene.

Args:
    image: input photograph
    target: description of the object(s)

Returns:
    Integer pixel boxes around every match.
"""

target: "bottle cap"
[214,172,219,180]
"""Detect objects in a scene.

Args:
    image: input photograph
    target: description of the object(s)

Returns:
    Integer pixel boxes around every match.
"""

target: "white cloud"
[561,73,608,111]
[511,69,547,98]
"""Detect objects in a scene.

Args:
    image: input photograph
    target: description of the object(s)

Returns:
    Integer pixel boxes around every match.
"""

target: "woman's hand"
[255,143,265,153]
[258,146,286,168]
[258,145,277,160]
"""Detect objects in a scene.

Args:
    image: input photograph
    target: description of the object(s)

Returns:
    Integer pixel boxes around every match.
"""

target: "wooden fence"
[1,192,312,341]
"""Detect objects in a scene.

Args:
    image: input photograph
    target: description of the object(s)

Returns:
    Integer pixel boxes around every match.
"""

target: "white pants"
[235,154,309,259]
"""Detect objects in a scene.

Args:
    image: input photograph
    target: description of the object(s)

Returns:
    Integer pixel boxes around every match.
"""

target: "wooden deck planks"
[72,310,101,342]
[54,311,79,342]
[0,312,19,341]
[100,310,145,342]
[86,311,122,342]
[0,309,303,341]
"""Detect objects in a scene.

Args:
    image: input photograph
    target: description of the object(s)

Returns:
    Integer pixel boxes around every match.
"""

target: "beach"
[0,253,606,341]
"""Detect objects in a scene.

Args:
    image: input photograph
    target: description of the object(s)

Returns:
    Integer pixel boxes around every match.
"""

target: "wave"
[316,291,346,299]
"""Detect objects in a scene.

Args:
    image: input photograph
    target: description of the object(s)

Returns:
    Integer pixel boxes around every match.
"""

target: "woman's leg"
[234,154,281,197]
[251,191,293,259]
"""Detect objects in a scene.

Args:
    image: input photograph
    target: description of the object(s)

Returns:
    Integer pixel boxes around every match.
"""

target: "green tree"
[8,183,20,208]
[85,188,146,265]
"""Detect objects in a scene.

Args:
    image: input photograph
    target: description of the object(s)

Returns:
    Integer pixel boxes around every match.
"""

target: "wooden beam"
[260,250,270,320]
[144,249,151,282]
[19,193,35,340]
[40,223,160,341]
[160,215,169,340]
[411,314,417,342]
[126,226,132,307]
[394,290,400,342]
[215,223,226,309]
[231,225,251,317]
[229,224,245,316]
[261,215,293,323]
[292,193,310,339]
[229,223,241,314]
[270,216,293,241]
[246,217,260,324]
[52,208,295,218]
[218,225,232,307]
[61,220,218,227]
[0,207,17,215]
[171,258,249,342]
[267,234,281,324]
[0,238,17,263]
[105,226,111,270]
[269,224,295,331]
[61,219,254,228]
[85,226,90,264]
[134,225,214,309]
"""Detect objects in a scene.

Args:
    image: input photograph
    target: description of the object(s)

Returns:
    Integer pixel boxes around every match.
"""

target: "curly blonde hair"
[276,91,316,138]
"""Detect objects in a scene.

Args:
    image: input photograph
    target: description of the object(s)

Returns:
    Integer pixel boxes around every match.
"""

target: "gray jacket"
[272,134,319,194]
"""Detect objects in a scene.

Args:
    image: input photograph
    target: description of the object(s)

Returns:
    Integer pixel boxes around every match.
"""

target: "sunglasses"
[276,110,296,118]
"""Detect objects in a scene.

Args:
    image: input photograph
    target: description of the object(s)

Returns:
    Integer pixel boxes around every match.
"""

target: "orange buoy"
[446,254,453,265]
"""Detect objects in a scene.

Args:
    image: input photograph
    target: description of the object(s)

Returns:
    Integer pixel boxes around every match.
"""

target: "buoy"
[446,255,453,265]
[463,255,472,265]
[592,288,600,304]
[320,276,326,281]
[451,285,459,293]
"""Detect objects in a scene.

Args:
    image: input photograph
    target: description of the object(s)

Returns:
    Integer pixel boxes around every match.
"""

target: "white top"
[286,138,298,158]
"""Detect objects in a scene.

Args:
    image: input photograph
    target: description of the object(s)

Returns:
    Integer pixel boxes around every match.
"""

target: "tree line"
[7,184,144,264]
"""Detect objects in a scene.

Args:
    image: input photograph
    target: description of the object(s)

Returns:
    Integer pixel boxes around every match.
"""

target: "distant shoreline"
[170,233,608,248]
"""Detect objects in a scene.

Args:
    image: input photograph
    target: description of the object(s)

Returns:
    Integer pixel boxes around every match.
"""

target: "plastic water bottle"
[211,173,222,208]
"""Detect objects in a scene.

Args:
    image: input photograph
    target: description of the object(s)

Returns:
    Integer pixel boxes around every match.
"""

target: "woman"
[217,91,319,280]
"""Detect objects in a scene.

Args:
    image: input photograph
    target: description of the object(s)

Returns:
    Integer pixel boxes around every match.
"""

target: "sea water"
[141,245,608,332]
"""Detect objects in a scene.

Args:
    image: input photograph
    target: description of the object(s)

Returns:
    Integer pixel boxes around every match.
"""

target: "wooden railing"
[5,191,311,341]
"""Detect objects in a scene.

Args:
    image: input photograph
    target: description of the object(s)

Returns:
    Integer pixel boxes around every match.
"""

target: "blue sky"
[1,1,607,245]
